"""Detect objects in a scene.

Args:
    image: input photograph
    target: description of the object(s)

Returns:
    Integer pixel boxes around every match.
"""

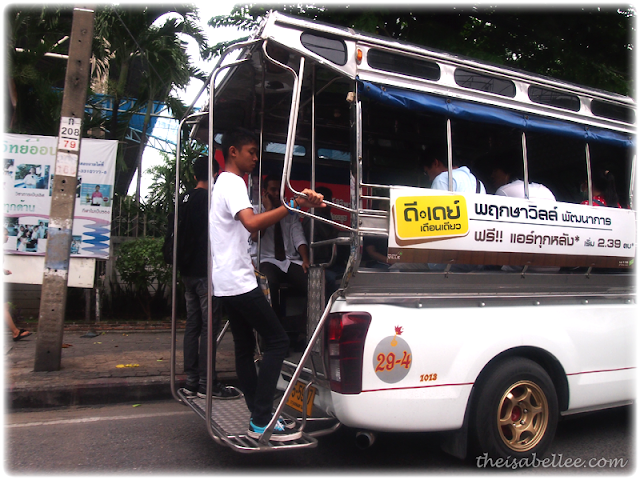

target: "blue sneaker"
[248,418,301,441]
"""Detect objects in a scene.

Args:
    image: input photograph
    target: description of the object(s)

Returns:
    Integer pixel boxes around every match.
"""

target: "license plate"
[285,380,317,416]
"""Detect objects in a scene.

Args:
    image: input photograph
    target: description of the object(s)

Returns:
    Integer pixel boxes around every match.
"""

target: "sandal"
[13,329,32,342]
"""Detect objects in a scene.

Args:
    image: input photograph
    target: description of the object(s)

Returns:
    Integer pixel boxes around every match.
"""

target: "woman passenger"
[581,168,621,208]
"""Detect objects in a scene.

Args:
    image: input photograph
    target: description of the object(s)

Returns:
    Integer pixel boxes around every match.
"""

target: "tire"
[470,357,559,461]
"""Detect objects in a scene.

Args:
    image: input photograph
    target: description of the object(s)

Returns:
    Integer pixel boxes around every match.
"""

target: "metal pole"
[95,281,101,323]
[629,154,636,210]
[34,5,95,371]
[169,114,187,402]
[446,118,453,192]
[85,289,90,323]
[81,261,99,338]
[310,64,316,265]
[586,143,593,206]
[256,56,266,266]
[95,261,103,324]
[522,132,530,200]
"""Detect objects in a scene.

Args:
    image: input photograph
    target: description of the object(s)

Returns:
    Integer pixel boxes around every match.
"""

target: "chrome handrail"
[256,290,342,443]
[261,41,357,225]
[170,39,262,406]
[169,110,209,403]
[204,42,260,442]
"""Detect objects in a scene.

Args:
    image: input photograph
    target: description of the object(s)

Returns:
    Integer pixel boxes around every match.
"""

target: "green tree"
[7,5,211,160]
[145,140,207,217]
[93,5,210,211]
[115,237,171,320]
[6,6,72,134]
[208,4,634,96]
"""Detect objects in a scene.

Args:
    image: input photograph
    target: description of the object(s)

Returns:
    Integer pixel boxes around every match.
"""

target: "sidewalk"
[4,327,237,409]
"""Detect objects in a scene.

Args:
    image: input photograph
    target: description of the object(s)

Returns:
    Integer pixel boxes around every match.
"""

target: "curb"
[17,323,188,333]
[7,373,239,410]
[8,377,177,409]
[6,328,238,410]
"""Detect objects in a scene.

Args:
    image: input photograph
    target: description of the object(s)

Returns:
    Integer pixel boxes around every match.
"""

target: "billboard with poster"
[3,134,117,259]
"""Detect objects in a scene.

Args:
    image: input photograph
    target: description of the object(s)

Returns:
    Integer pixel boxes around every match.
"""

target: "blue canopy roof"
[358,80,635,148]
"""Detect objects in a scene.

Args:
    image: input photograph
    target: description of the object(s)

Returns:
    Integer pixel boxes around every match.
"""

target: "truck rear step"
[177,388,318,452]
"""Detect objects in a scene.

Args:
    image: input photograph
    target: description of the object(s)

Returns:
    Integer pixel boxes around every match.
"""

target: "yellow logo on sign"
[395,195,469,240]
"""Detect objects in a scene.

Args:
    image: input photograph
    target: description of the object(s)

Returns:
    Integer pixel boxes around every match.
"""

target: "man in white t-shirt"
[490,157,559,273]
[422,152,485,272]
[210,127,325,441]
[491,160,556,201]
[423,153,486,194]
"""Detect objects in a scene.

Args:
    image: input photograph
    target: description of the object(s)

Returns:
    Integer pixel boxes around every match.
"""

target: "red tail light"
[326,312,371,394]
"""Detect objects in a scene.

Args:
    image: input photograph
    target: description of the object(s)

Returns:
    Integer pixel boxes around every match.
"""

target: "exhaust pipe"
[355,431,376,449]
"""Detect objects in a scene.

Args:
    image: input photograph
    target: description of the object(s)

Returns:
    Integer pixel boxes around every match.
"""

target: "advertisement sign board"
[388,187,636,269]
[3,134,117,260]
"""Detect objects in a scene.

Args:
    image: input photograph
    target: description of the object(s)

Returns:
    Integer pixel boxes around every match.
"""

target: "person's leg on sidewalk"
[190,277,217,388]
[5,302,31,341]
[224,287,289,426]
[191,279,240,398]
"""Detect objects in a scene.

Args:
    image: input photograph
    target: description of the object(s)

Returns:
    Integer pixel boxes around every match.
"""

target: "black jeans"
[182,276,221,387]
[221,287,289,427]
[259,262,307,326]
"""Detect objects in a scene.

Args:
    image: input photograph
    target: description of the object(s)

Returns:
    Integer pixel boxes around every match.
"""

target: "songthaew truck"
[169,11,636,460]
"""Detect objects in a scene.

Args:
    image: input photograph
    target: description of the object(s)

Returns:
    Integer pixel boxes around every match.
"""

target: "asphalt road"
[4,400,634,475]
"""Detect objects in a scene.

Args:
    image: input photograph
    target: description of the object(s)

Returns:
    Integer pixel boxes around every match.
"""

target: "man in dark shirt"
[180,156,238,399]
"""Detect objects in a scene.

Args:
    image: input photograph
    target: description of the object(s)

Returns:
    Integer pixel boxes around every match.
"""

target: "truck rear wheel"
[471,357,558,461]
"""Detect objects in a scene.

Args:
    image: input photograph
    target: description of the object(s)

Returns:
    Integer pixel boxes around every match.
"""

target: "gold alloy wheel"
[497,380,549,452]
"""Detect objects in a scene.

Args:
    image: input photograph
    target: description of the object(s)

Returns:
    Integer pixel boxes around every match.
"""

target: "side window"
[367,49,441,81]
[591,100,635,124]
[454,69,516,98]
[300,32,347,66]
[528,86,580,112]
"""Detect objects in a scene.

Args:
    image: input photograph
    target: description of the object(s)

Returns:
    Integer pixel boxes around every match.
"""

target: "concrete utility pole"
[34,5,96,371]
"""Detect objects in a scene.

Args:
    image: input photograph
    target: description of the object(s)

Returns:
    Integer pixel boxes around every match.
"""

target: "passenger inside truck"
[489,152,556,201]
[362,235,390,269]
[580,166,623,208]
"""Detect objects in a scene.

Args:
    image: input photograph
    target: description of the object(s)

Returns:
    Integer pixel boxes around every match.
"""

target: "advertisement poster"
[388,186,636,269]
[4,134,117,259]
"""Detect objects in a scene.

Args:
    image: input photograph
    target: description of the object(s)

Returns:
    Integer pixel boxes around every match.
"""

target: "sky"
[134,2,242,198]
[178,2,244,108]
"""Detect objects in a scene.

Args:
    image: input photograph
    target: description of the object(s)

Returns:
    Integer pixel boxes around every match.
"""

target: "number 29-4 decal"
[375,351,412,372]
[373,326,413,384]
